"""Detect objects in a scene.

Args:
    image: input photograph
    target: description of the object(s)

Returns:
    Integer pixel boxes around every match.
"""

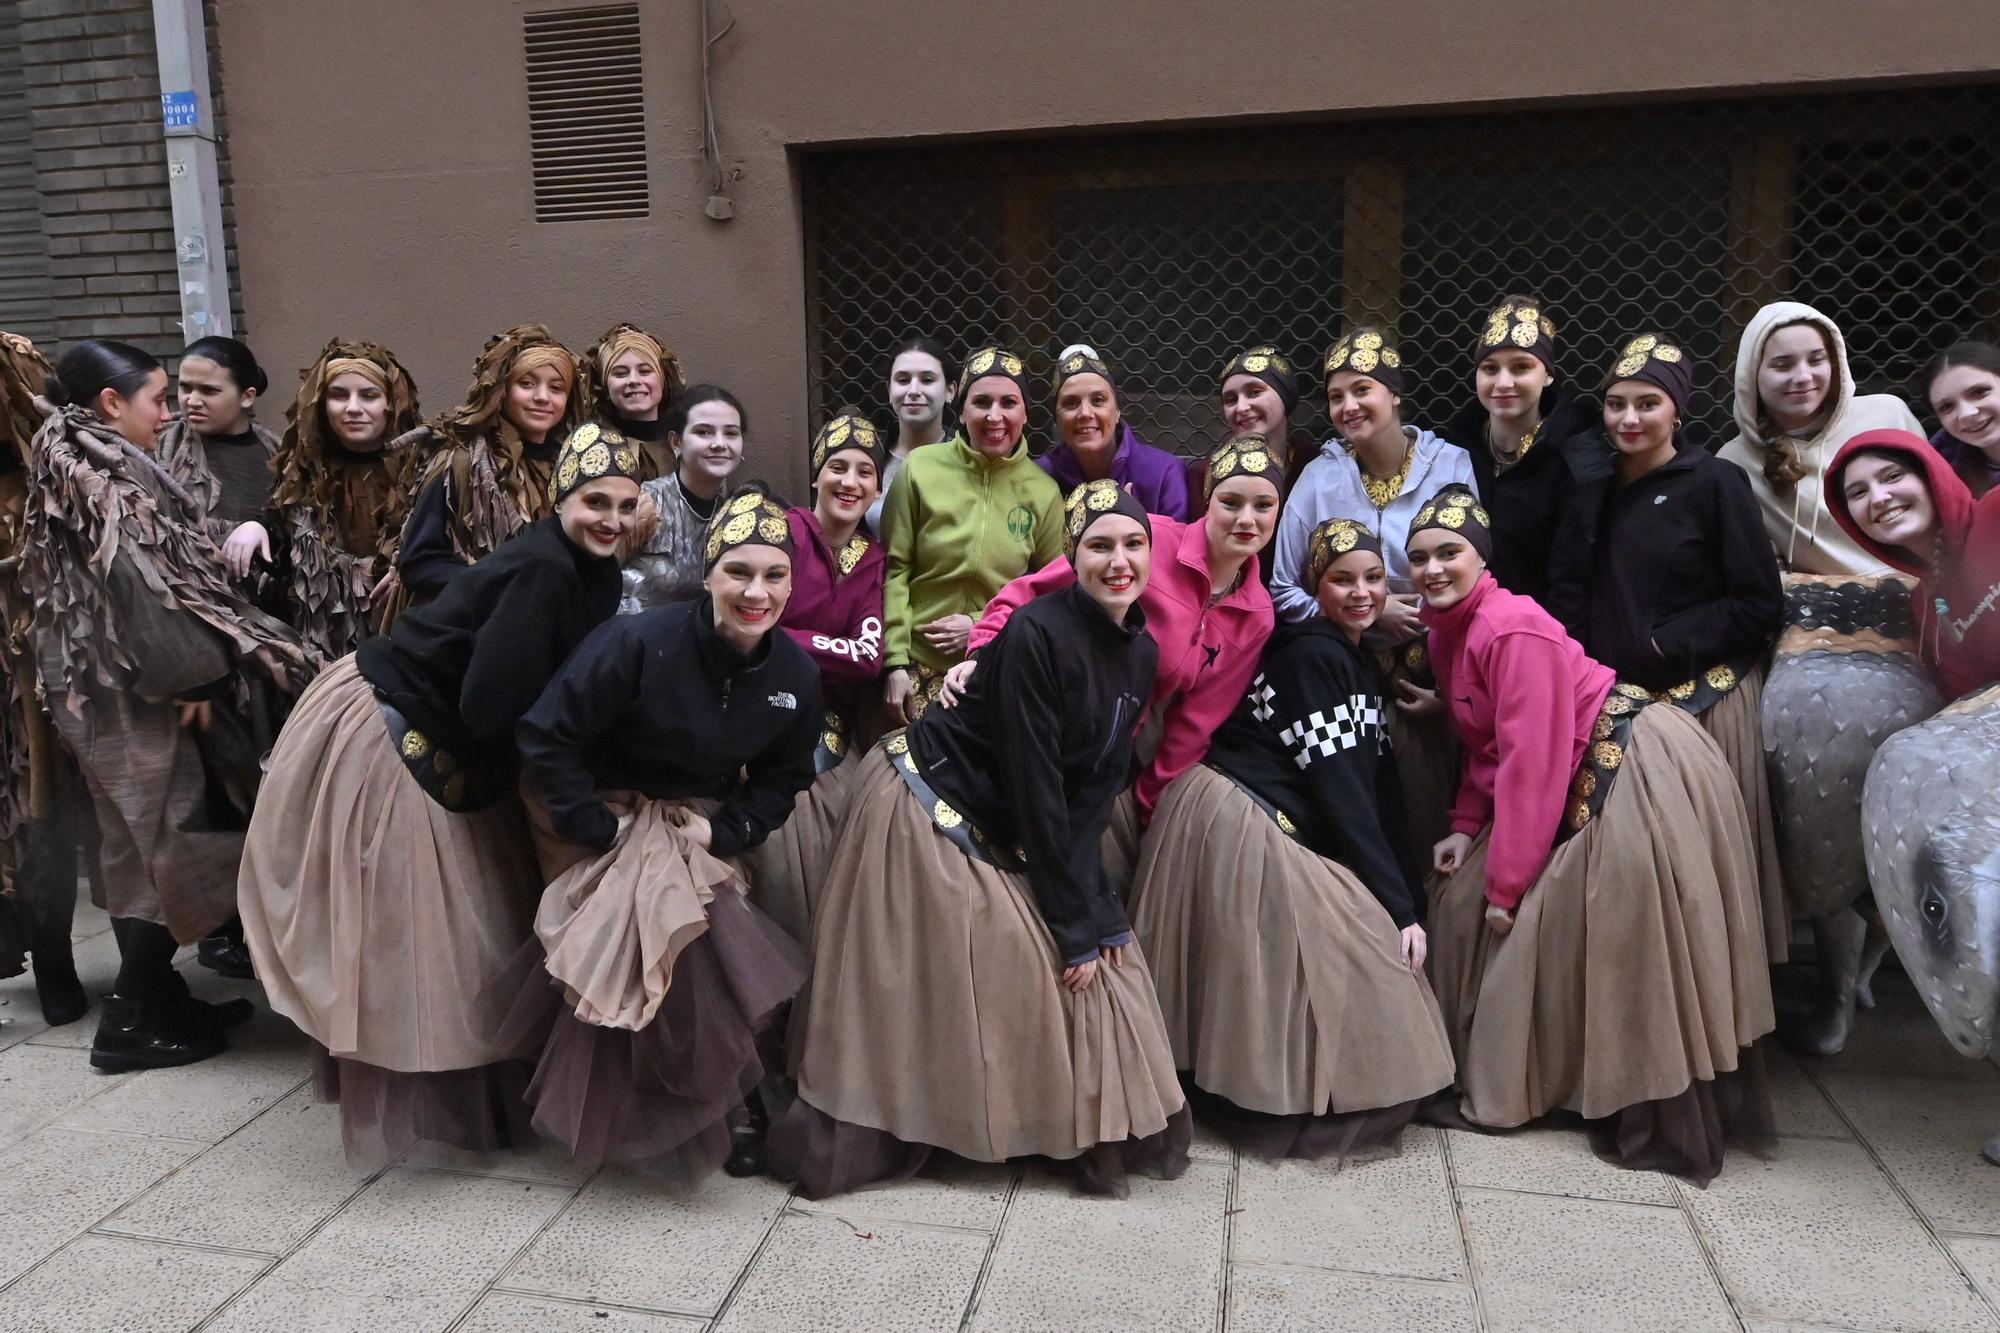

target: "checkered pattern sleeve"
[1258,640,1421,927]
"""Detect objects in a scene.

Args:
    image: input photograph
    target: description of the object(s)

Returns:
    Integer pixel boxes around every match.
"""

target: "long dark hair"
[182,334,269,396]
[44,338,162,411]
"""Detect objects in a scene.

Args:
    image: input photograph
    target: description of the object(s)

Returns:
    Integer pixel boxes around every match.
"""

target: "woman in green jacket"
[878,345,1064,722]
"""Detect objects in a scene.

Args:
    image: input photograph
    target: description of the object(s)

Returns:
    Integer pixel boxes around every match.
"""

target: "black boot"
[163,969,253,1035]
[90,991,227,1073]
[723,1089,770,1178]
[15,822,86,1026]
[196,935,255,980]
[197,916,255,979]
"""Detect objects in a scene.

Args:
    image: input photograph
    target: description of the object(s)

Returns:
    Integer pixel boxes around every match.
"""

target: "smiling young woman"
[507,483,821,1179]
[877,344,1064,723]
[621,384,749,614]
[1718,301,1925,574]
[1038,345,1192,520]
[776,479,1188,1200]
[24,339,317,1074]
[957,435,1280,833]
[582,323,686,480]
[1406,485,1775,1183]
[1552,335,1788,966]
[867,335,953,535]
[1925,342,2000,500]
[739,414,889,948]
[1126,517,1454,1159]
[1828,430,2000,702]
[390,325,585,608]
[266,338,424,661]
[240,424,642,1166]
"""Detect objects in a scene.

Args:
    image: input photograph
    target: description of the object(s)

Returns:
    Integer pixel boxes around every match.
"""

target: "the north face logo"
[768,692,797,710]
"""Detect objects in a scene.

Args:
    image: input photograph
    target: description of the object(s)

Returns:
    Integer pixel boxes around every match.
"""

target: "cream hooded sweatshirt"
[1718,300,1923,575]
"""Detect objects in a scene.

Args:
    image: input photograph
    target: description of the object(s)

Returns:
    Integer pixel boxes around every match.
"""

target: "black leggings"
[111,917,179,1001]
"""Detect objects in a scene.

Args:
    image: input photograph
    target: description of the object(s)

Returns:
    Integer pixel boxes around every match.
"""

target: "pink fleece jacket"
[1423,572,1615,910]
[968,515,1274,823]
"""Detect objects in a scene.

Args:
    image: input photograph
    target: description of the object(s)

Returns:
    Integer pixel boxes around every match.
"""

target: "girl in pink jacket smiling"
[1411,484,1774,1184]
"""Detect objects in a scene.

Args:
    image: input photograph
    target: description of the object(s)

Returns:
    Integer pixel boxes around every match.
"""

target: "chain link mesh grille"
[802,85,2000,458]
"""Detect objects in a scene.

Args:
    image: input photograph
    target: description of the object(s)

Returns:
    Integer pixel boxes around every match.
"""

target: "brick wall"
[15,0,243,364]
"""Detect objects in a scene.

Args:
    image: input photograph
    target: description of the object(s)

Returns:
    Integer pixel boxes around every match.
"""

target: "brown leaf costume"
[21,406,320,941]
[0,333,53,844]
[157,415,284,546]
[271,339,423,660]
[390,324,584,573]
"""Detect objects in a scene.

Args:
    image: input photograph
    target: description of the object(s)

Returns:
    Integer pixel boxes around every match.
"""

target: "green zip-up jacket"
[880,432,1064,672]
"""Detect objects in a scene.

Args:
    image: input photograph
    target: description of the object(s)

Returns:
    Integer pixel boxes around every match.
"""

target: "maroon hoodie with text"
[1826,429,2000,700]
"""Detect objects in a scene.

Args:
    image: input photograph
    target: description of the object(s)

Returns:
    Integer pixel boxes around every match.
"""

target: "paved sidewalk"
[0,902,1994,1332]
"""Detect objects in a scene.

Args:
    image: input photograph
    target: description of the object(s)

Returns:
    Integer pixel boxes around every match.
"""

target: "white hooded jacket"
[1270,425,1478,621]
[1717,300,1923,575]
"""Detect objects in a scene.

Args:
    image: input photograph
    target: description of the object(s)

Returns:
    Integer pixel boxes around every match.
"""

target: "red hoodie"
[1826,430,2000,701]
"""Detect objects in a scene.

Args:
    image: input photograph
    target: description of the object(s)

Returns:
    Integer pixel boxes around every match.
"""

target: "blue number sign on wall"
[161,91,199,129]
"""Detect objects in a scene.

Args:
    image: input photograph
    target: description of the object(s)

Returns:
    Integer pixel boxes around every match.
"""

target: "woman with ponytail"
[24,339,316,1073]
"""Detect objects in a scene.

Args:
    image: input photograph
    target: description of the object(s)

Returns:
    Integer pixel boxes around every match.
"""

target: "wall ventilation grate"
[524,4,648,223]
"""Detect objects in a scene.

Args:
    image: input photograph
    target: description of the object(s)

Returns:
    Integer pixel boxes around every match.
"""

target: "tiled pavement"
[0,902,1995,1331]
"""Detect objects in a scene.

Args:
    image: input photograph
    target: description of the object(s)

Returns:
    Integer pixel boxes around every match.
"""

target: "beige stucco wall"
[215,0,2000,485]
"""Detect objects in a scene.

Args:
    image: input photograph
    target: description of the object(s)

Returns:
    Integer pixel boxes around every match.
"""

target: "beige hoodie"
[1717,300,1923,576]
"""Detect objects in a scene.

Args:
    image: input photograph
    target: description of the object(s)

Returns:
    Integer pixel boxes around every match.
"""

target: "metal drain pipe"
[150,0,231,340]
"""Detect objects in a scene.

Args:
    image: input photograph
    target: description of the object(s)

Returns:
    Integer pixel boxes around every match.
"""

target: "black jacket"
[1554,446,1783,690]
[911,582,1157,965]
[358,515,620,765]
[397,434,561,601]
[1204,620,1425,928]
[1449,385,1612,612]
[516,595,823,858]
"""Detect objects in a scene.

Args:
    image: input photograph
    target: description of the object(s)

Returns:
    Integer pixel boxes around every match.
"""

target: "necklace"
[1208,566,1246,607]
[1489,419,1541,474]
[1357,438,1415,511]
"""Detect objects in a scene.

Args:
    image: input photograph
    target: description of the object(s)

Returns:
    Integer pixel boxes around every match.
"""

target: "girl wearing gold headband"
[0,332,89,1028]
[391,324,584,608]
[240,422,645,1165]
[778,478,1190,1199]
[506,482,819,1178]
[878,344,1064,723]
[1127,515,1454,1158]
[583,322,685,480]
[1550,335,1788,976]
[266,339,423,661]
[1408,486,1774,1184]
[1444,295,1610,605]
[738,414,888,949]
[26,339,317,1075]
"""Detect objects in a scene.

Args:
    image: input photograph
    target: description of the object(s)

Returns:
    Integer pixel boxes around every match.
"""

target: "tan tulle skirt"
[781,747,1188,1195]
[1691,666,1789,963]
[500,795,804,1174]
[739,752,862,944]
[240,656,541,1072]
[1130,765,1455,1153]
[1426,704,1775,1179]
